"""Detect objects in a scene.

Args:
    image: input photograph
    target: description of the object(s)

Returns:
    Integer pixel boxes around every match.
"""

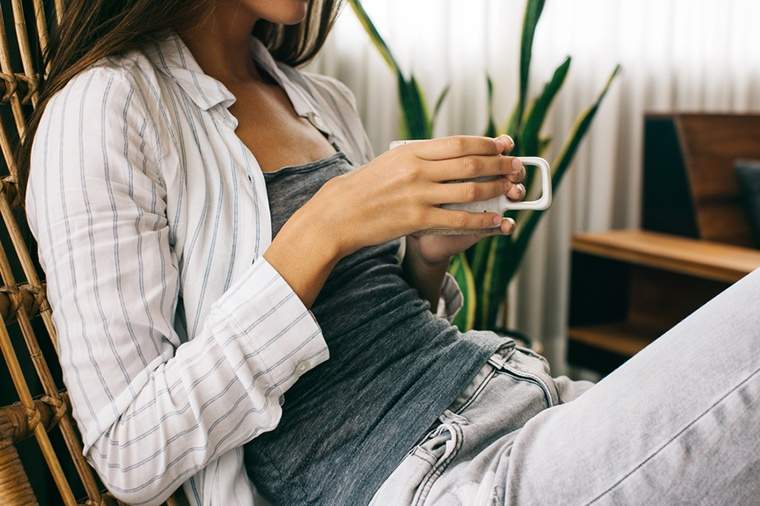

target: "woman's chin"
[258,0,309,26]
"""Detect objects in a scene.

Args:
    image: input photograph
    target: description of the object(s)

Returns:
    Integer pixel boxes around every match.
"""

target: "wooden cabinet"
[567,114,760,375]
[567,230,760,375]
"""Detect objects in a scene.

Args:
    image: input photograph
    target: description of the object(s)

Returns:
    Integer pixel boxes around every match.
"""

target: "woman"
[19,0,759,505]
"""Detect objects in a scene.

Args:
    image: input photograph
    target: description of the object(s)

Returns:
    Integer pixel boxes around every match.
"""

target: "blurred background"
[309,0,760,376]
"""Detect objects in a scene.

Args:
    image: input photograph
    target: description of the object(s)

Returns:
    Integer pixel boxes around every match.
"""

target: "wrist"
[402,237,449,314]
[405,235,452,270]
[286,207,343,265]
[264,208,342,308]
[298,179,355,261]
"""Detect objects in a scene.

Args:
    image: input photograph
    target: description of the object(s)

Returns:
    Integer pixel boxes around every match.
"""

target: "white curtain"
[309,0,760,373]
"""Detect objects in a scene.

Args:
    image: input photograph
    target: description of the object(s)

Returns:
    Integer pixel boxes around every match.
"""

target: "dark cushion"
[735,160,760,248]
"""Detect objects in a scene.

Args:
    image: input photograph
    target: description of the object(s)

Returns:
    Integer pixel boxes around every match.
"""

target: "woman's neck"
[178,5,261,84]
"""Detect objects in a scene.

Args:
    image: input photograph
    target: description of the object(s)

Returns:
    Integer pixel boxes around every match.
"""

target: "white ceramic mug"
[389,140,552,215]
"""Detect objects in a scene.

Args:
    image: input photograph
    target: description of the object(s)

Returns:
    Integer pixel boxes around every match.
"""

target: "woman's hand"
[264,134,526,307]
[310,134,525,255]
[399,136,525,310]
[405,137,526,267]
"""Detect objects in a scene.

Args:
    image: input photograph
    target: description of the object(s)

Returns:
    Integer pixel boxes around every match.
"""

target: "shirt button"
[296,362,308,374]
[310,112,326,128]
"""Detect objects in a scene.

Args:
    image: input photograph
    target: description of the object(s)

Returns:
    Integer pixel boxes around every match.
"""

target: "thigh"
[506,269,760,505]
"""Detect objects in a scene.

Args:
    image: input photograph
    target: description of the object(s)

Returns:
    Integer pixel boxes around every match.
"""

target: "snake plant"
[348,0,621,332]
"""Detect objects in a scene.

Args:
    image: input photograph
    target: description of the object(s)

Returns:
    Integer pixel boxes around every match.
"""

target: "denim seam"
[514,344,546,362]
[413,421,464,506]
[585,365,760,505]
[452,368,498,415]
[499,364,556,408]
[411,447,438,466]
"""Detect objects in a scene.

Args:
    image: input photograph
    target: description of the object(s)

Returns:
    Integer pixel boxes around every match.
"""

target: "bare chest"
[227,82,335,173]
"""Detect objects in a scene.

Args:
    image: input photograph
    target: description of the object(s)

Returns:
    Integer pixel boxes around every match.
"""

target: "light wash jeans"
[371,268,760,505]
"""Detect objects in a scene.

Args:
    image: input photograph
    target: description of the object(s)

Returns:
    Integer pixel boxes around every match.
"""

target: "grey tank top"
[243,151,506,505]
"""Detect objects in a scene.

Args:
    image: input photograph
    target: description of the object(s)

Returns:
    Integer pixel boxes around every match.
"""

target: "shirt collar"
[144,29,319,120]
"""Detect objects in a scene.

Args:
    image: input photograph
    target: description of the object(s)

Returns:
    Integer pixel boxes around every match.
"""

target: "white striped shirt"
[25,30,463,506]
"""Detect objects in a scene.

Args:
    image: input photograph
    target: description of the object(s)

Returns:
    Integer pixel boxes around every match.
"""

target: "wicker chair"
[0,2,185,504]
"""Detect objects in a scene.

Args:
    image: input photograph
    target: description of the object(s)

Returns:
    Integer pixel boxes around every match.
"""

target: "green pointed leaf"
[520,56,572,196]
[449,253,477,331]
[548,64,622,188]
[522,56,571,155]
[348,0,433,139]
[470,236,492,281]
[347,0,401,75]
[398,74,432,139]
[505,64,623,285]
[506,0,546,136]
[505,103,520,141]
[478,235,502,327]
[484,75,498,137]
[538,136,552,155]
[482,65,621,326]
[431,84,451,131]
[469,234,494,328]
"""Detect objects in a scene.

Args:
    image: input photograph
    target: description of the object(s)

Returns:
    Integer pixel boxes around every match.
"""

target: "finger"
[500,217,517,235]
[411,135,506,161]
[427,155,520,182]
[428,178,509,205]
[507,158,526,184]
[507,183,526,202]
[426,208,503,231]
[498,135,515,154]
[479,217,517,237]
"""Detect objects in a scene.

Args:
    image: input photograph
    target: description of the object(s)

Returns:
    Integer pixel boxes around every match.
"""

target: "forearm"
[402,240,450,313]
[264,206,341,308]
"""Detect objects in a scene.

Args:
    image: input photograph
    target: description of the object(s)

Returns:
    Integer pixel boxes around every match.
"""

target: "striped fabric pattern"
[24,30,464,506]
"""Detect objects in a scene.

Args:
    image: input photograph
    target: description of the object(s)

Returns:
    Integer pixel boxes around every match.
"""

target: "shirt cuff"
[436,271,464,323]
[211,256,329,400]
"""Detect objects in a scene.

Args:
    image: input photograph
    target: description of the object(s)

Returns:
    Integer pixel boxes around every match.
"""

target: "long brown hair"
[15,0,343,201]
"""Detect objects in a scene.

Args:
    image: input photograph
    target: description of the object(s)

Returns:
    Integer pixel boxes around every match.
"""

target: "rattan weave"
[0,1,185,504]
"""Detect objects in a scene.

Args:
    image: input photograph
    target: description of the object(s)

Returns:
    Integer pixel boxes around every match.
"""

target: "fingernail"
[511,157,523,171]
[496,135,514,150]
[493,214,503,225]
[504,217,516,233]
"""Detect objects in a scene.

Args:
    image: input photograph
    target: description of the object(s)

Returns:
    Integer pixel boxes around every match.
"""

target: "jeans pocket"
[447,339,517,416]
[497,348,559,408]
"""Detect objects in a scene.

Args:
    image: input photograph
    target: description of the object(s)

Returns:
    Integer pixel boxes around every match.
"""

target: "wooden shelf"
[569,322,666,357]
[569,115,760,375]
[568,229,760,373]
[572,229,760,283]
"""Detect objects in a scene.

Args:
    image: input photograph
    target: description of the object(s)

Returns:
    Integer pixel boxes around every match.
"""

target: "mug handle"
[498,156,552,211]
